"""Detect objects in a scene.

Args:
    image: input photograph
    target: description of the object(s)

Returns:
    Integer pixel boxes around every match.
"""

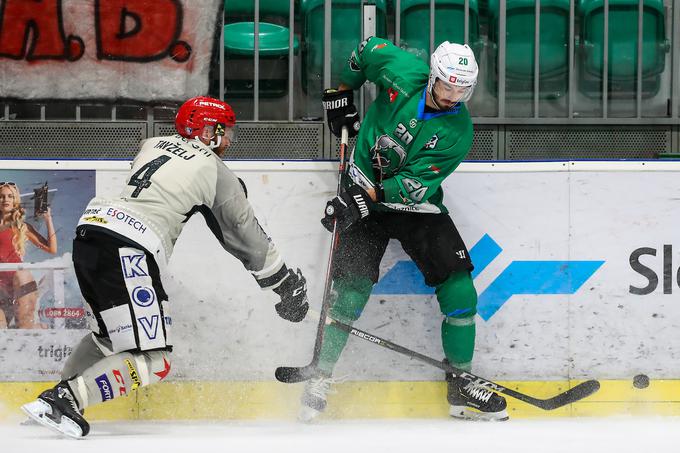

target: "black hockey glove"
[272,268,309,323]
[321,184,372,233]
[322,89,361,138]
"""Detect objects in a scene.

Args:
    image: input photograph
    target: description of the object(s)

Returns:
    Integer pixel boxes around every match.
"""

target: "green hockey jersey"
[340,37,474,214]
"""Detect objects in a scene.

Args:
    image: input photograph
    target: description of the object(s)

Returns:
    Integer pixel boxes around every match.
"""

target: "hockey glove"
[272,268,309,323]
[322,89,361,138]
[321,184,372,233]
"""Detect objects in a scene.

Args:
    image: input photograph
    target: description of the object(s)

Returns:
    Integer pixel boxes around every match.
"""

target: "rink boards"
[1,160,679,420]
[2,380,680,420]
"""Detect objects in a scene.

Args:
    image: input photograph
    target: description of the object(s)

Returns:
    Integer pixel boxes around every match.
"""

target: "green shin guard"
[441,317,475,370]
[317,276,373,374]
[436,271,478,369]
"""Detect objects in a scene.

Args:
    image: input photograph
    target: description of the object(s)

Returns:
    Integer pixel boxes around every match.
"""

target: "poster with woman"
[0,170,95,330]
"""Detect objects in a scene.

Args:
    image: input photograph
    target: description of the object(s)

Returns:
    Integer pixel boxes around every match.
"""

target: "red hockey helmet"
[174,96,236,140]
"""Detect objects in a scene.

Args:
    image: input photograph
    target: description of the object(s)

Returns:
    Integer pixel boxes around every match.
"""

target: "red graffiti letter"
[0,0,83,60]
[95,0,183,61]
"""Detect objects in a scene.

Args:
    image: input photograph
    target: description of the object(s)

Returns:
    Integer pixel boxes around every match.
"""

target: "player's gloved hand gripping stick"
[321,184,373,232]
[322,89,360,138]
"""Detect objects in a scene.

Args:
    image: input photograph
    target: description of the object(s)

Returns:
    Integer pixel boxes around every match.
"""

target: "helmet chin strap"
[427,81,442,110]
[195,135,222,149]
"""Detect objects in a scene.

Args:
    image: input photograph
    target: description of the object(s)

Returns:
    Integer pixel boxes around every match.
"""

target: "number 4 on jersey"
[128,155,171,198]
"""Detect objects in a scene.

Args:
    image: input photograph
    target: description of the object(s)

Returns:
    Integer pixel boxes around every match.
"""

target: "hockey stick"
[275,126,350,383]
[280,310,601,410]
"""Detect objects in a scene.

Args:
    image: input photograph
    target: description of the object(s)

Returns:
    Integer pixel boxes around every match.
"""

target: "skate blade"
[21,400,85,439]
[298,405,322,423]
[449,405,509,422]
[20,417,39,426]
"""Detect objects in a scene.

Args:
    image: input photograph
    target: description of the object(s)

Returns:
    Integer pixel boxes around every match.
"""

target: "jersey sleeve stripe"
[254,264,288,290]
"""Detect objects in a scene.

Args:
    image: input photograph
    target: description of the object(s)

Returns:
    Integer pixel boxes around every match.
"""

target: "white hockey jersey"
[77,135,287,289]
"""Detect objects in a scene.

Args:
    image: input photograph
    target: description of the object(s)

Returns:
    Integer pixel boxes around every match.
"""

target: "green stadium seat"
[487,0,571,99]
[223,0,299,98]
[578,0,669,98]
[299,0,388,96]
[224,22,300,58]
[398,0,481,62]
[226,0,294,18]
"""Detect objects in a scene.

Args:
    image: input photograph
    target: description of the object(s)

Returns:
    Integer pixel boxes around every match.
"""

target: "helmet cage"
[432,79,475,106]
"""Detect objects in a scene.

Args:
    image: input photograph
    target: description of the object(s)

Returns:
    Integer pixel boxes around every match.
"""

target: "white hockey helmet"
[428,42,478,107]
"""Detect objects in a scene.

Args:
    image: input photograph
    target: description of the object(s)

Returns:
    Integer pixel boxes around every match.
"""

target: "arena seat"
[487,0,571,99]
[299,0,388,97]
[578,0,669,98]
[223,0,299,98]
[398,0,481,62]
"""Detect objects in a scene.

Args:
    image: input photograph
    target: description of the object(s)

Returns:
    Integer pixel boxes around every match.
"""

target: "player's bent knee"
[143,350,172,383]
[122,350,172,392]
[436,271,478,318]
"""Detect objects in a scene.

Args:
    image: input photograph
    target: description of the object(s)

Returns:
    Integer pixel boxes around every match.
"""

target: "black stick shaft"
[327,318,600,410]
[308,127,349,365]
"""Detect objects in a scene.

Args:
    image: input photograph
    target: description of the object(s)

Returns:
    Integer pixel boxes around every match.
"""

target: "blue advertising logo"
[132,286,156,307]
[373,234,604,321]
[95,373,113,401]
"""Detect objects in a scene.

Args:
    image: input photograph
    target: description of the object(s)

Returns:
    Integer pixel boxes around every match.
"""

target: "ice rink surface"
[3,417,679,453]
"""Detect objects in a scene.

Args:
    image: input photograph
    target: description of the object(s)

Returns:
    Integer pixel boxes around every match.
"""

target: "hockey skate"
[21,381,90,438]
[21,407,85,427]
[446,367,509,421]
[298,371,340,423]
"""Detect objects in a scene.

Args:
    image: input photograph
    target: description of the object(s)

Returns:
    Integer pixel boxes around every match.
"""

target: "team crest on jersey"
[370,135,407,173]
[388,88,399,103]
[423,134,439,150]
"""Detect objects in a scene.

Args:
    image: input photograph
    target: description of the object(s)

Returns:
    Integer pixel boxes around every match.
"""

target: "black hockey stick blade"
[518,379,601,410]
[275,364,319,384]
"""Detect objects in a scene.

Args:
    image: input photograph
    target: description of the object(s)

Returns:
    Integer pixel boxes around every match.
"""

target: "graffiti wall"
[0,0,222,101]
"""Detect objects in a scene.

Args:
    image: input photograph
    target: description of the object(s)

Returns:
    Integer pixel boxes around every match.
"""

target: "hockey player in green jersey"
[299,37,508,422]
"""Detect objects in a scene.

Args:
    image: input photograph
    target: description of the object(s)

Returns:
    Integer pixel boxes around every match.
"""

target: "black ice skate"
[21,407,85,427]
[21,381,90,438]
[446,367,509,421]
[299,370,339,423]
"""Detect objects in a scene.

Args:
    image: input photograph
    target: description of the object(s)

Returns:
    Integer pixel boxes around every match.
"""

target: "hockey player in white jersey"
[21,96,310,438]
